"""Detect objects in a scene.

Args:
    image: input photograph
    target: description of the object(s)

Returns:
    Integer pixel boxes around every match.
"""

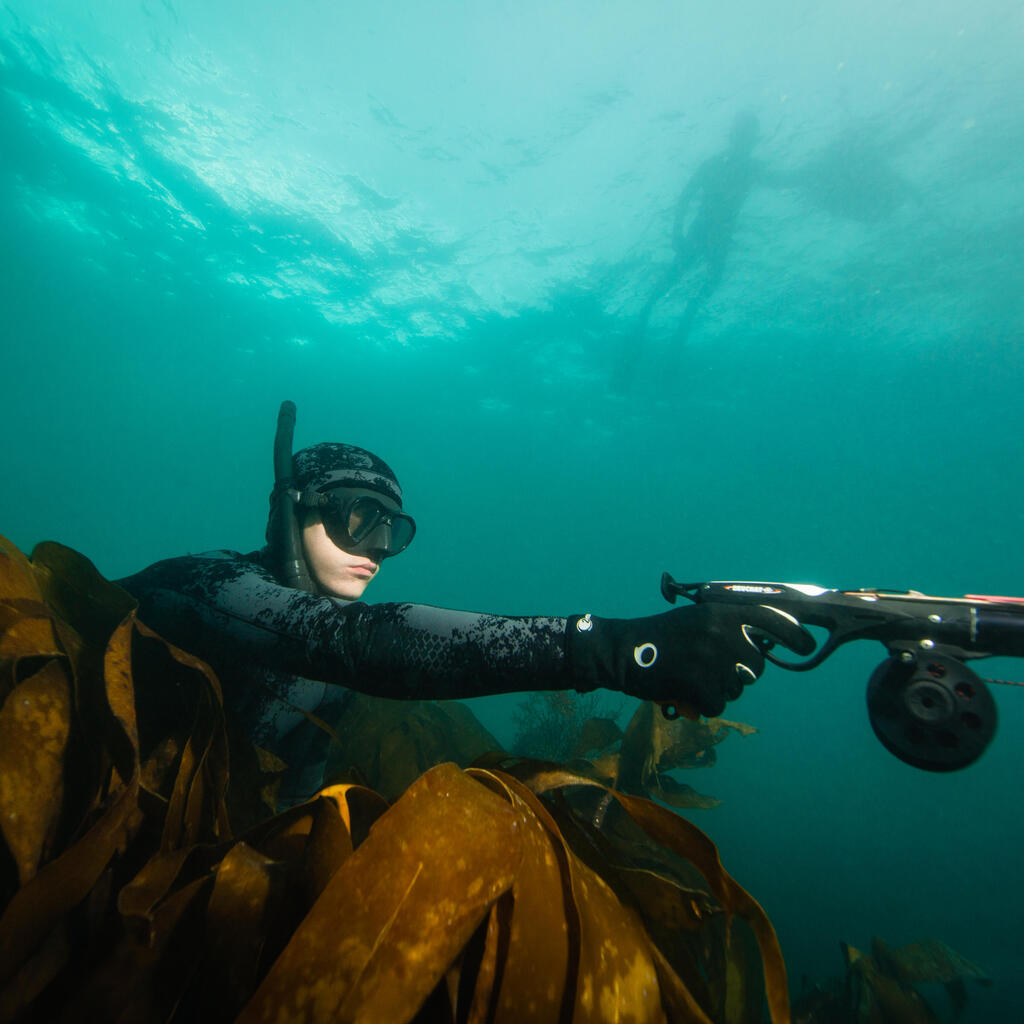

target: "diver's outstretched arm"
[119,547,812,716]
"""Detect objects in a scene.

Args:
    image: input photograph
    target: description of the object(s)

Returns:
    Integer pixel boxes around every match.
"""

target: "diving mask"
[304,486,415,558]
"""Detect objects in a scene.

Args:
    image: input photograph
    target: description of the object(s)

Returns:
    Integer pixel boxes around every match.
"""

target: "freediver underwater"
[613,111,770,392]
[110,400,814,808]
[612,110,925,394]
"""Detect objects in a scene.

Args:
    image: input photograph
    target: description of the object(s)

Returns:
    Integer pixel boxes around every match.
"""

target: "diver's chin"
[315,576,368,601]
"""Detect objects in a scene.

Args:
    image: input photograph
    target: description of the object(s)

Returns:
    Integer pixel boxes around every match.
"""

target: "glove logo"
[633,642,658,668]
[576,614,594,633]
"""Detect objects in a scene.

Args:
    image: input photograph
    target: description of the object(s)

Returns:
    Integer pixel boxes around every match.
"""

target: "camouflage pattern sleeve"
[118,549,570,700]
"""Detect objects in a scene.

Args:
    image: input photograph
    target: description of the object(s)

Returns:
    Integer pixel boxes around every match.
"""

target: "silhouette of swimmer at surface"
[614,112,770,392]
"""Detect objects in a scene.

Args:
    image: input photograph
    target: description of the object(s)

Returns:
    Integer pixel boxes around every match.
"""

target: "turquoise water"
[2,1,1023,1017]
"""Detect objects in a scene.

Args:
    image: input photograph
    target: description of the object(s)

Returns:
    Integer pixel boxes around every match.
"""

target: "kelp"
[792,936,992,1023]
[511,692,757,811]
[324,692,503,801]
[607,702,755,810]
[511,690,623,763]
[562,701,757,812]
[471,756,785,1024]
[0,533,791,1023]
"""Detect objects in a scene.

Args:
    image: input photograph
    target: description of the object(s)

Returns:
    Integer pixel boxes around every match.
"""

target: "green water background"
[2,1,1023,1017]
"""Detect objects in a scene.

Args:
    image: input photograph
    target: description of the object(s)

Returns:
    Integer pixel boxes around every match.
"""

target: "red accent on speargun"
[965,594,1024,605]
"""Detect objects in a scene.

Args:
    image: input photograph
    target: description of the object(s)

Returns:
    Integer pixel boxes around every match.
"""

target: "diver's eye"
[347,506,367,533]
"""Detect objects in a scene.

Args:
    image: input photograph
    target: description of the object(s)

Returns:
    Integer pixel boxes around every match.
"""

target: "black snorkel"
[269,400,316,592]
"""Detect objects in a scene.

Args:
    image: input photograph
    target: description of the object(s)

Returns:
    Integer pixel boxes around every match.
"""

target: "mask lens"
[384,512,415,554]
[345,497,381,542]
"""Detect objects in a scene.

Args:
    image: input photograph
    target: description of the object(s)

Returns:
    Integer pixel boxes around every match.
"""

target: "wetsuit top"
[117,547,569,803]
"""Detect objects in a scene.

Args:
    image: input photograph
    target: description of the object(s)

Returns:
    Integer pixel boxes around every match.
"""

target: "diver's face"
[302,511,380,599]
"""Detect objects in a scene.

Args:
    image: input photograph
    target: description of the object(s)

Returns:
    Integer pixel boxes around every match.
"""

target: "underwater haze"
[2,0,1023,1018]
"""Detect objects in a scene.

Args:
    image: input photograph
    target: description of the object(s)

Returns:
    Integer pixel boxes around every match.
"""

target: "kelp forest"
[0,535,992,1022]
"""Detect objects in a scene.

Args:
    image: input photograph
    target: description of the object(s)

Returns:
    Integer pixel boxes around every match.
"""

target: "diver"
[615,111,768,390]
[118,403,813,806]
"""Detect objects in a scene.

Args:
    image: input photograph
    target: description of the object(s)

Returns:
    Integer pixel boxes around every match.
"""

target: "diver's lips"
[350,565,376,578]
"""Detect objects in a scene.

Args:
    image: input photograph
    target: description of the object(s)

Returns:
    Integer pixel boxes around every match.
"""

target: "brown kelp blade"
[30,541,136,650]
[871,936,992,988]
[0,536,167,984]
[237,763,521,1024]
[0,660,71,886]
[470,766,709,1024]
[871,936,992,1019]
[0,534,64,701]
[598,701,752,807]
[460,769,575,1023]
[496,761,789,1024]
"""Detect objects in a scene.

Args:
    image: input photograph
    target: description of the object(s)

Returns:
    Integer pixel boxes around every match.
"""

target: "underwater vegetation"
[512,689,756,810]
[0,533,796,1022]
[511,690,623,763]
[325,692,505,802]
[791,936,991,1024]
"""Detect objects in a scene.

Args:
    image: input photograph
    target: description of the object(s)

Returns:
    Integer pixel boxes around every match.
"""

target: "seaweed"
[512,688,757,812]
[511,690,623,762]
[0,533,791,1023]
[792,936,992,1023]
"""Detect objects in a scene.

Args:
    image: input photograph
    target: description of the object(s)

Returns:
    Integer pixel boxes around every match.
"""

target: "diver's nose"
[364,520,392,559]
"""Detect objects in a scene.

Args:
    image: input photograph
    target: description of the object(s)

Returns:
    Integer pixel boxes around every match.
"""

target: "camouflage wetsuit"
[118,548,568,804]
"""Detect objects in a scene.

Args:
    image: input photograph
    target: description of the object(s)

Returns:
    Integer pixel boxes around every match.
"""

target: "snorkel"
[269,400,316,592]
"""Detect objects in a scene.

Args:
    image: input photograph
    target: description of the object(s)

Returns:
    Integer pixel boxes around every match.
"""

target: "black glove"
[566,603,815,717]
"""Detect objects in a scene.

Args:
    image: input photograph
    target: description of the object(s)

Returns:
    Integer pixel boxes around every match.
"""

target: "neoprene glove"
[566,603,816,717]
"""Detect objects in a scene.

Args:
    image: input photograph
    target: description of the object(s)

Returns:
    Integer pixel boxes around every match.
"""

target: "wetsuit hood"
[292,443,403,506]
